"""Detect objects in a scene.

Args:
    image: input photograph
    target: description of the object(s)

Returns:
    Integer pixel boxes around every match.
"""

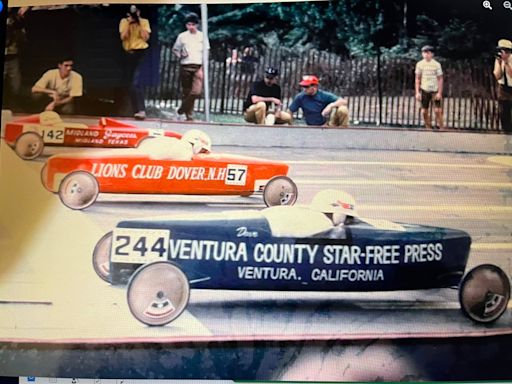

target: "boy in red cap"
[287,75,349,127]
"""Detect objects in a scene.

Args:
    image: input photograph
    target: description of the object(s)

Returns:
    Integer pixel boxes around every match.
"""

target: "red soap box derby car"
[2,111,180,160]
[40,141,298,210]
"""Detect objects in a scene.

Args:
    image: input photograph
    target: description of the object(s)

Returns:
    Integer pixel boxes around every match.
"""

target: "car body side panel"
[3,115,181,149]
[44,153,289,195]
[109,218,471,292]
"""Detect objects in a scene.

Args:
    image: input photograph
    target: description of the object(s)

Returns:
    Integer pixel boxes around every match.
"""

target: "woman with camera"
[119,5,151,120]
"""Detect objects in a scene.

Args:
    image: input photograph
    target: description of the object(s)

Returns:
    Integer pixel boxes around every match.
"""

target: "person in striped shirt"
[415,45,444,129]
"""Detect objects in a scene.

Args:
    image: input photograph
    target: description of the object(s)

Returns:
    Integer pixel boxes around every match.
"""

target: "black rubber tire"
[459,264,511,323]
[263,175,298,207]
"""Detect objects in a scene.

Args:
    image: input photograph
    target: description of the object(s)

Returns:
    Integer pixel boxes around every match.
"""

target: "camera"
[495,47,504,59]
[128,5,139,23]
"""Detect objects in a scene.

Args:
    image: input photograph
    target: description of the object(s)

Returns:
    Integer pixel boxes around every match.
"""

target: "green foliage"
[157,0,494,60]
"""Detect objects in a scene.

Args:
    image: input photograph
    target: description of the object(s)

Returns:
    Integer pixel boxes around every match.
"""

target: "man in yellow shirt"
[119,5,151,120]
[31,57,82,114]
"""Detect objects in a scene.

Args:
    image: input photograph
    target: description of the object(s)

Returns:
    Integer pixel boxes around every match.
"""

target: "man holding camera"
[119,5,151,120]
[172,13,209,121]
[493,39,512,133]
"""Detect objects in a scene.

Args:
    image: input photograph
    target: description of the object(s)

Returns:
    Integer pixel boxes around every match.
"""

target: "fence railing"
[146,45,502,131]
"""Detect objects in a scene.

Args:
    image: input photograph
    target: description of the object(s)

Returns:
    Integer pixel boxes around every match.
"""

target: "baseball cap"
[265,67,279,78]
[421,45,434,52]
[299,75,319,86]
[497,39,512,51]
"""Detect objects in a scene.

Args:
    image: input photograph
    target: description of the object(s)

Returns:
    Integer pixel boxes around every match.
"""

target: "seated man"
[31,56,83,114]
[287,75,349,127]
[138,129,211,160]
[243,66,292,125]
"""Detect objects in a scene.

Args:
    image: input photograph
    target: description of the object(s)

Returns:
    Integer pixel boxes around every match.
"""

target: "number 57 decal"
[225,164,248,186]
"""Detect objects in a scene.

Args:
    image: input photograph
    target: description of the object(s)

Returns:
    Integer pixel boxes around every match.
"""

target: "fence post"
[377,46,383,126]
[220,44,227,114]
[201,3,210,121]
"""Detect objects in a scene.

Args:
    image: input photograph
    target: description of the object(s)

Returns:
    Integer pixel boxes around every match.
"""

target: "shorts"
[421,90,442,109]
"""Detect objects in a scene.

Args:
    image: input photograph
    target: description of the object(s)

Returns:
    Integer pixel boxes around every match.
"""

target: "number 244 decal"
[111,229,170,263]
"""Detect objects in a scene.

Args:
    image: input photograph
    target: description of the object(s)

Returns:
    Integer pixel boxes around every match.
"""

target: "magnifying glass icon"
[504,1,512,9]
[483,0,493,9]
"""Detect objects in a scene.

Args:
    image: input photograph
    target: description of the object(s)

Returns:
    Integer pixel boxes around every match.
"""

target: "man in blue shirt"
[287,75,349,127]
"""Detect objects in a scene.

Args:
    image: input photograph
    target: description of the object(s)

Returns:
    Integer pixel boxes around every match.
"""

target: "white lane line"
[471,243,512,250]
[295,179,512,188]
[488,156,512,167]
[286,160,505,169]
[359,205,512,213]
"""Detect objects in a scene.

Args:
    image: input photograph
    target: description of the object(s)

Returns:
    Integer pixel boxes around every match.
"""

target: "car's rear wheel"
[14,132,44,160]
[263,176,298,207]
[459,264,510,323]
[127,261,190,326]
[92,232,112,283]
[58,171,99,210]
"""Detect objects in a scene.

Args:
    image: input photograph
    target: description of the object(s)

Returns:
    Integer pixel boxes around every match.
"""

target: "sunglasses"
[302,84,315,89]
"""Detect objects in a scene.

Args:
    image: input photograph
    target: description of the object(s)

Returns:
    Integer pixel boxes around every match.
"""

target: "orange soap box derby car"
[40,138,298,210]
[3,111,181,160]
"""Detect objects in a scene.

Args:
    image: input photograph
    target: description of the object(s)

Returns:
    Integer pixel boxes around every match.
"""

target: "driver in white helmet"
[309,189,358,227]
[138,129,211,160]
[181,128,212,155]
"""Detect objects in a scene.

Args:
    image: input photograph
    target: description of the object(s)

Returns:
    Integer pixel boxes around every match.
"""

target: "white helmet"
[310,189,358,223]
[181,129,212,154]
[39,111,62,125]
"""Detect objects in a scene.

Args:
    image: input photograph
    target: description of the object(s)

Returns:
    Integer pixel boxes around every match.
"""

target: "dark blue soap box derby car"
[92,206,511,326]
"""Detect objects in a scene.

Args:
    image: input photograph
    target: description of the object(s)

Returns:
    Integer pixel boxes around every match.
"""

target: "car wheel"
[459,264,510,323]
[14,132,44,160]
[40,163,54,192]
[58,171,99,210]
[263,176,298,207]
[92,231,112,283]
[126,261,190,326]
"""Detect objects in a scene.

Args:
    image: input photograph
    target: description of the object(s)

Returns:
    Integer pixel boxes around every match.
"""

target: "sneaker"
[134,111,146,120]
[174,107,185,121]
[265,114,276,125]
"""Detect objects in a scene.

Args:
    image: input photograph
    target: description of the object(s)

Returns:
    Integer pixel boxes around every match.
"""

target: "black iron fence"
[146,45,502,130]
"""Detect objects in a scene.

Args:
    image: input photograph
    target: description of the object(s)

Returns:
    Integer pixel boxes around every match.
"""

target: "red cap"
[299,75,319,86]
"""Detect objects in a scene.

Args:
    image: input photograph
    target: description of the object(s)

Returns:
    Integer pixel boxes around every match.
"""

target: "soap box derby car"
[3,111,180,160]
[40,141,297,210]
[92,204,511,326]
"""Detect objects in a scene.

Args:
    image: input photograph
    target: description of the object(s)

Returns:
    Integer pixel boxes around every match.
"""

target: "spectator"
[172,12,209,121]
[415,45,444,129]
[31,56,82,114]
[287,75,349,127]
[493,39,512,133]
[243,66,292,125]
[240,46,259,75]
[4,7,29,110]
[119,5,151,120]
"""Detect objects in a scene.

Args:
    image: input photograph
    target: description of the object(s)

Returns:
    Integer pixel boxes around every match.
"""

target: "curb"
[3,111,511,154]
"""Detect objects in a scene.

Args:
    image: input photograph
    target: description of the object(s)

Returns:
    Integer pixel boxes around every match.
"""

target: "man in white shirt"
[31,57,82,114]
[415,45,444,129]
[172,12,209,121]
[493,39,512,133]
